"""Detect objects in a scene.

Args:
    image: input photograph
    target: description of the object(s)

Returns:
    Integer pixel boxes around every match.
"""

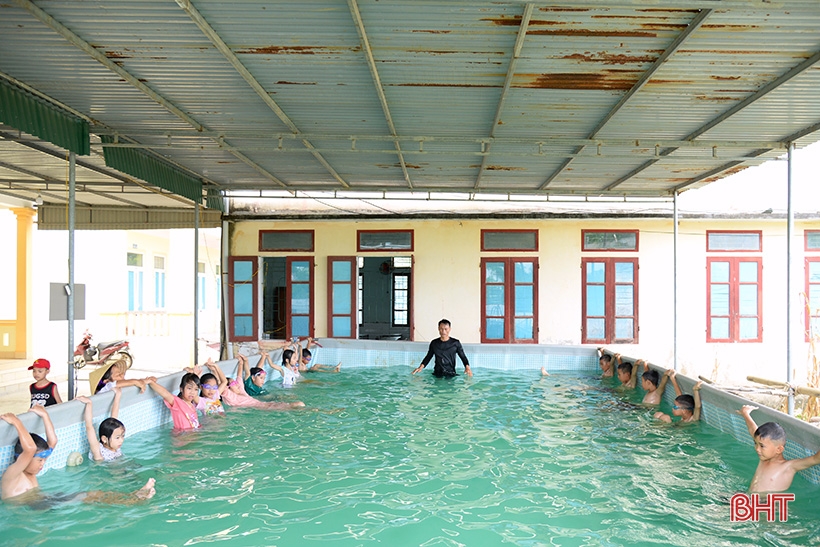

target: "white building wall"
[232,217,819,386]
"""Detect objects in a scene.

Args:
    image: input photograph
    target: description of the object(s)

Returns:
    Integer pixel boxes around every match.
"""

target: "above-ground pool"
[2,368,819,546]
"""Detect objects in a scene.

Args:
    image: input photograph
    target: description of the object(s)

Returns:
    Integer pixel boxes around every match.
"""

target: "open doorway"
[262,257,287,339]
[358,256,412,340]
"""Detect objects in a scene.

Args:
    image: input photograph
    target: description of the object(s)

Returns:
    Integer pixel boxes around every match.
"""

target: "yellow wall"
[232,217,820,385]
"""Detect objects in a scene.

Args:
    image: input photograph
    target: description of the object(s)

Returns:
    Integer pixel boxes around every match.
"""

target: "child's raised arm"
[147,379,175,405]
[77,396,103,462]
[28,405,57,449]
[236,354,251,380]
[667,369,682,397]
[261,350,284,375]
[656,368,671,394]
[110,387,122,420]
[738,405,759,438]
[0,414,36,496]
[205,359,229,394]
[789,448,820,473]
[628,359,642,389]
[692,381,702,422]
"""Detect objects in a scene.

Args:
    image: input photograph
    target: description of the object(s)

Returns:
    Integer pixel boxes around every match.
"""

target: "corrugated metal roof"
[1,0,819,216]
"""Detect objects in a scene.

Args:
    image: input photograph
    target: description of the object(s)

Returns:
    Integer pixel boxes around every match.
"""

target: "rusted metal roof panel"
[1,0,820,215]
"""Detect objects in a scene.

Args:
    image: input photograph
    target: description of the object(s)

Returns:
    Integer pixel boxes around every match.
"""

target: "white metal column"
[786,143,795,415]
[67,152,76,399]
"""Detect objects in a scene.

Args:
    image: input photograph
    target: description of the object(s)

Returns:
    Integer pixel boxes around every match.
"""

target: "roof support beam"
[174,0,350,189]
[672,116,820,193]
[13,0,289,193]
[0,130,192,206]
[603,49,820,192]
[540,8,712,190]
[348,0,413,190]
[474,3,534,191]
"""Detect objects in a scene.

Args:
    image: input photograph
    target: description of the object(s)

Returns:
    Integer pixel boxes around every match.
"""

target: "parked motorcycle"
[73,330,133,369]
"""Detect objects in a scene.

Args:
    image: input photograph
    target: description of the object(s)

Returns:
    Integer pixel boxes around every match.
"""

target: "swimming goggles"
[303,356,312,362]
[228,380,239,387]
[253,371,266,377]
[201,384,219,391]
[16,447,53,459]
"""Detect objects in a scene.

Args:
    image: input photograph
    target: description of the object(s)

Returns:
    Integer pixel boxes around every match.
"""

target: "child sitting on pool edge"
[654,371,702,423]
[738,405,820,492]
[77,388,126,462]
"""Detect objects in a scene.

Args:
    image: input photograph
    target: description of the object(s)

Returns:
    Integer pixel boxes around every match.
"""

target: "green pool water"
[2,369,819,546]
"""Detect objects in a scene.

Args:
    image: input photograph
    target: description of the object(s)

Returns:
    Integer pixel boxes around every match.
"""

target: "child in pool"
[94,359,155,395]
[1,407,155,504]
[294,338,341,373]
[196,359,227,416]
[223,354,304,410]
[77,388,126,462]
[597,349,615,379]
[654,372,702,424]
[738,405,820,492]
[616,358,642,390]
[278,349,302,388]
[147,373,201,431]
[238,353,269,397]
[262,348,313,387]
[640,367,671,406]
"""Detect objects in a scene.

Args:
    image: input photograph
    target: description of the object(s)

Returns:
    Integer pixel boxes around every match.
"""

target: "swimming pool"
[2,368,819,546]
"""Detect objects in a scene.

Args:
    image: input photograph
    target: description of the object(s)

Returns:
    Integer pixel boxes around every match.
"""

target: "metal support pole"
[194,201,199,366]
[673,190,679,371]
[67,152,76,399]
[786,143,795,415]
[221,217,233,359]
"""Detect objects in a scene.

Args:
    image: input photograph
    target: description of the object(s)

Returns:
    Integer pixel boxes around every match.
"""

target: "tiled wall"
[2,341,818,486]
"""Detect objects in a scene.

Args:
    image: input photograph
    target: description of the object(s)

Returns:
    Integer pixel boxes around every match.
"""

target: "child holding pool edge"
[738,404,820,492]
[640,367,671,406]
[617,357,642,390]
[1,406,57,501]
[223,355,305,410]
[77,388,126,462]
[654,371,702,423]
[147,373,201,431]
[197,360,227,416]
[1,406,155,504]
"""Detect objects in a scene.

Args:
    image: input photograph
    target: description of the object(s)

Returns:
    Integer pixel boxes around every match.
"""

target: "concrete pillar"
[10,207,35,358]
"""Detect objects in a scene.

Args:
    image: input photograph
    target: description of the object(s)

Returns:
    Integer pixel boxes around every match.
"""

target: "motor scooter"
[73,330,133,369]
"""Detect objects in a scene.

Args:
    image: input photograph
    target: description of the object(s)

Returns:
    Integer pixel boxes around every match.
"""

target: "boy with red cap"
[28,358,62,408]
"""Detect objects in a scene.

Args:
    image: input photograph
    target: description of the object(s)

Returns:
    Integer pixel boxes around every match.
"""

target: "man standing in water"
[412,319,472,377]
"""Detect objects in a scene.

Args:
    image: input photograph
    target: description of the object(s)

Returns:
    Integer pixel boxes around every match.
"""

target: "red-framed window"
[707,257,762,342]
[228,256,258,342]
[327,257,357,339]
[480,230,538,252]
[286,257,314,339]
[259,230,314,252]
[706,231,762,252]
[581,230,639,252]
[581,258,638,344]
[806,257,820,341]
[806,231,820,252]
[357,230,414,252]
[480,257,538,343]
